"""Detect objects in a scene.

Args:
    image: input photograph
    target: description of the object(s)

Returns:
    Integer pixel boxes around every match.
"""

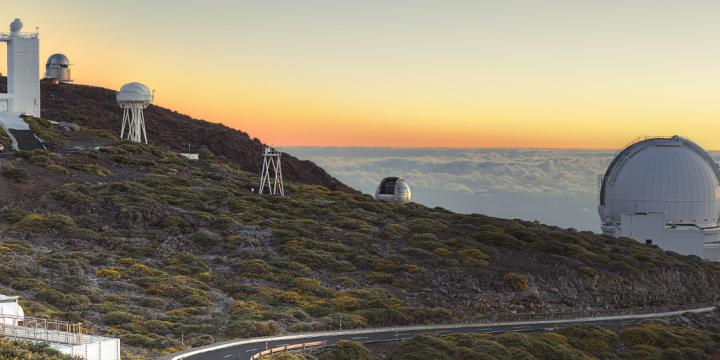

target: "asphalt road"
[167,306,714,360]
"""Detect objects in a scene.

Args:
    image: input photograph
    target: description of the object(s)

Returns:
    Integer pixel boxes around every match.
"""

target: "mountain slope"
[0,77,353,193]
[0,96,717,359]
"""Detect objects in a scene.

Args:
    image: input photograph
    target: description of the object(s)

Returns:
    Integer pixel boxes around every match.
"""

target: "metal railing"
[0,315,85,345]
[0,32,39,40]
[250,341,325,360]
[163,303,718,360]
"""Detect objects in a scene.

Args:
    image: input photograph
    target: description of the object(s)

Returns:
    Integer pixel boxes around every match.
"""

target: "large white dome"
[600,136,720,229]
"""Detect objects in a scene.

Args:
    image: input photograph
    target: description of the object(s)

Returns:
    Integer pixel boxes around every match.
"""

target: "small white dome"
[117,82,153,103]
[46,54,70,67]
[600,136,720,228]
[10,18,22,33]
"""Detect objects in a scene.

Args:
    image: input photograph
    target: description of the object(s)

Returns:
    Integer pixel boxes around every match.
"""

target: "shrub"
[224,320,279,339]
[0,166,31,183]
[502,273,529,291]
[96,268,122,280]
[319,340,375,360]
[104,311,135,325]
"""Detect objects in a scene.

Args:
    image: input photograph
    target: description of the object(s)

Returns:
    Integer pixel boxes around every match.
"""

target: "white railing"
[0,315,85,345]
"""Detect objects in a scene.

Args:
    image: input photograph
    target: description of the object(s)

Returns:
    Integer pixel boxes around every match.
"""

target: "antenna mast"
[259,147,284,196]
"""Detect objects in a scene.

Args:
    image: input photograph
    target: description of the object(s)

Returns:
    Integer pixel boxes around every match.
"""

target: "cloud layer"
[288,147,720,232]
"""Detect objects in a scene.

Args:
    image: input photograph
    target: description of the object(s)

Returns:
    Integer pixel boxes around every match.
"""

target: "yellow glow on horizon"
[4,1,720,150]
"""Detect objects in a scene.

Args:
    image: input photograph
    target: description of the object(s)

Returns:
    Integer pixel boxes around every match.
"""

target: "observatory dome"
[117,82,153,103]
[599,136,720,229]
[375,177,412,204]
[45,54,72,82]
[46,54,69,66]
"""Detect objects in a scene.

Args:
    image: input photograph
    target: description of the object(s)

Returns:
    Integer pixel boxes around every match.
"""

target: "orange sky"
[5,1,720,149]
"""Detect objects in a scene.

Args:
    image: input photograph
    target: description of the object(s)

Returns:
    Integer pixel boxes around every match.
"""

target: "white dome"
[117,82,153,103]
[600,136,720,228]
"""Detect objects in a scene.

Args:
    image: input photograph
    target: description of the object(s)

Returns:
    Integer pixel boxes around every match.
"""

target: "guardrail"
[249,341,325,360]
[163,303,717,360]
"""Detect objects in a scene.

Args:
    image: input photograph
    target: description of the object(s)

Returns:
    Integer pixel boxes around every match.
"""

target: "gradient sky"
[3,1,720,148]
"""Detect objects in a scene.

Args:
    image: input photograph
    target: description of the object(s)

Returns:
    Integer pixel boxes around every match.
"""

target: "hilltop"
[0,85,717,359]
[0,76,353,193]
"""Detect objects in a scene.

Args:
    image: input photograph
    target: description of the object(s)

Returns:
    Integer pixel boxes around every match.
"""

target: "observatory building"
[117,82,153,143]
[598,136,720,260]
[0,18,40,117]
[375,177,412,204]
[45,53,72,83]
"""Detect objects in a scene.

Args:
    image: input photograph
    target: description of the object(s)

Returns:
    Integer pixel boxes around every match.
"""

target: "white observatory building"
[45,53,72,83]
[117,82,153,143]
[0,18,40,117]
[598,136,720,260]
[375,177,412,204]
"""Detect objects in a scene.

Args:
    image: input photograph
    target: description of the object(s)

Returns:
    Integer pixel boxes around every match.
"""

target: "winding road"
[163,306,715,360]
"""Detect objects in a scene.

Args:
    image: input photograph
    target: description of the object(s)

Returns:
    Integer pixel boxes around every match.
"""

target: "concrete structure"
[375,177,412,204]
[0,18,40,117]
[0,294,24,325]
[117,82,153,143]
[45,53,72,83]
[598,136,720,259]
[0,18,44,151]
[0,294,120,360]
[259,147,284,196]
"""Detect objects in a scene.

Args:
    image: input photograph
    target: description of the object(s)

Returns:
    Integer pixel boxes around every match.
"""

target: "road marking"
[351,336,368,340]
[246,349,258,353]
[223,355,232,358]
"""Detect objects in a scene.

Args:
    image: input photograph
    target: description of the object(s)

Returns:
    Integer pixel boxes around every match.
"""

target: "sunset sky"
[4,0,720,148]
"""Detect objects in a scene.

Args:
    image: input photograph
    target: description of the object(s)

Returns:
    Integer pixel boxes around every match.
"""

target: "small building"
[375,177,412,204]
[0,294,121,360]
[45,53,72,83]
[0,294,24,325]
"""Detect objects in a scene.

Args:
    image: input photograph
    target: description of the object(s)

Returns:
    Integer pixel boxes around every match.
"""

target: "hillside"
[0,120,718,358]
[0,76,353,193]
[0,97,717,358]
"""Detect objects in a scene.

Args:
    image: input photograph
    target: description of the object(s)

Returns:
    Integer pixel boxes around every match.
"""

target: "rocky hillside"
[0,76,353,193]
[0,110,718,359]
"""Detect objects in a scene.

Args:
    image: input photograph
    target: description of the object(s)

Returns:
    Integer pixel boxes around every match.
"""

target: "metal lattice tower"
[259,147,284,196]
[117,82,153,144]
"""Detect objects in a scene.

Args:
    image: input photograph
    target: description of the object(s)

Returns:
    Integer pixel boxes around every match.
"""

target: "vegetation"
[385,321,720,360]
[0,92,717,358]
[0,338,76,359]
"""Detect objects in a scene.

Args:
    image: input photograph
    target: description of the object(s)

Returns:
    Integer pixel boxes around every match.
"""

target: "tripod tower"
[117,82,153,143]
[259,147,284,196]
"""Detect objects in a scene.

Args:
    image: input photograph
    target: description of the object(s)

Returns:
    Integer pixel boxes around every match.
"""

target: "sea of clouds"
[287,147,720,233]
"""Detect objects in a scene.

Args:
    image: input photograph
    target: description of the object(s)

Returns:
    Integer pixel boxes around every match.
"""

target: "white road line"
[245,348,258,353]
[351,336,369,340]
[223,355,232,358]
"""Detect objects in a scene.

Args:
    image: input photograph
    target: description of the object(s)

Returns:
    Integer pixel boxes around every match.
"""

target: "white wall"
[619,212,705,258]
[6,36,39,117]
